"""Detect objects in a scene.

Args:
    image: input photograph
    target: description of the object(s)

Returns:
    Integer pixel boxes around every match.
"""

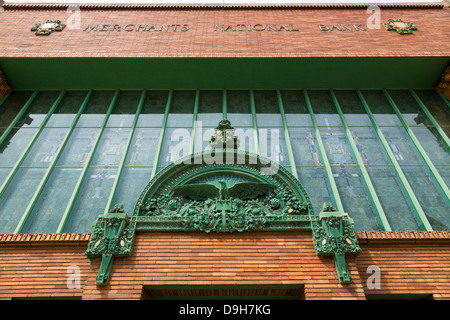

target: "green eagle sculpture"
[171,180,276,201]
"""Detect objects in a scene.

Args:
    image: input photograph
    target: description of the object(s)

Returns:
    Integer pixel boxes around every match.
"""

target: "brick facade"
[0,6,449,58]
[1,231,449,300]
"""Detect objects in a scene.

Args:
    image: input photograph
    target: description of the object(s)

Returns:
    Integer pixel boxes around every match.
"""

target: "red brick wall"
[0,6,448,58]
[1,231,449,300]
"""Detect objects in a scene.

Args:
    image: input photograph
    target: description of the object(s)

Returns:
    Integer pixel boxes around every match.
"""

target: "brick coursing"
[1,231,449,300]
[0,7,448,58]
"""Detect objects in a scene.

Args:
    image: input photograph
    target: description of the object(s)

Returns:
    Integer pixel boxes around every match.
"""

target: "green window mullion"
[357,89,433,231]
[0,90,39,150]
[56,90,119,233]
[151,90,173,179]
[190,89,200,155]
[13,90,92,234]
[383,90,450,202]
[0,90,65,201]
[223,89,227,120]
[409,90,450,150]
[303,90,343,212]
[276,90,298,179]
[104,90,146,214]
[250,89,260,155]
[330,90,391,231]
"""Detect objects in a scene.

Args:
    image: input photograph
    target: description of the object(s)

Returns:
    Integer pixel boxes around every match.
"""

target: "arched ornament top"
[133,149,315,233]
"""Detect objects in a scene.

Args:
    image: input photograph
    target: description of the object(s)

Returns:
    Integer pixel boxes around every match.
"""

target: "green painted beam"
[223,89,227,120]
[303,90,343,212]
[0,92,10,109]
[151,90,173,179]
[14,90,94,233]
[250,89,260,155]
[190,89,199,155]
[0,90,39,150]
[56,90,119,233]
[357,89,433,231]
[0,91,64,201]
[277,90,298,179]
[383,89,449,203]
[104,90,146,214]
[330,90,391,231]
[410,90,450,151]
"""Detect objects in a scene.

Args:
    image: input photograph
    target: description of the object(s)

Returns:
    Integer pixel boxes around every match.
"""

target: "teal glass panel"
[46,91,88,127]
[320,127,355,165]
[347,126,391,166]
[435,166,450,189]
[296,166,332,215]
[76,91,114,127]
[280,90,312,127]
[106,91,140,127]
[159,127,192,167]
[288,127,322,166]
[410,126,449,166]
[22,168,82,234]
[137,90,168,127]
[197,90,223,127]
[402,166,450,231]
[194,126,215,153]
[166,91,195,128]
[378,126,425,165]
[0,128,38,166]
[307,90,342,127]
[366,166,420,231]
[0,91,33,132]
[56,127,100,167]
[331,166,380,231]
[258,127,290,166]
[125,128,161,166]
[91,128,131,166]
[334,90,373,126]
[22,91,59,128]
[388,90,433,127]
[0,168,46,233]
[360,90,402,126]
[0,168,10,187]
[254,90,283,127]
[65,167,117,233]
[21,127,70,168]
[112,167,153,214]
[227,90,252,127]
[234,127,257,153]
[414,90,450,135]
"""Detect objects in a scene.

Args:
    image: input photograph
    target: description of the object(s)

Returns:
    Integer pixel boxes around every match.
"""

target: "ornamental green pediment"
[86,120,361,285]
[133,150,314,233]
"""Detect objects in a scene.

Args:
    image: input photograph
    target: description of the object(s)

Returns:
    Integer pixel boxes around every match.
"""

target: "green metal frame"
[150,90,173,179]
[13,90,93,233]
[189,89,199,155]
[0,90,39,151]
[410,90,450,151]
[222,89,227,120]
[357,89,433,231]
[439,93,450,109]
[104,90,146,213]
[330,90,391,231]
[303,90,343,212]
[249,89,260,155]
[56,90,119,233]
[277,90,298,179]
[0,91,63,201]
[383,90,449,203]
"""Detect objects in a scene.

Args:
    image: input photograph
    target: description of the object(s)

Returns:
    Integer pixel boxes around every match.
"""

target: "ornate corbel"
[85,204,136,285]
[436,66,450,101]
[311,203,361,283]
[0,70,11,102]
